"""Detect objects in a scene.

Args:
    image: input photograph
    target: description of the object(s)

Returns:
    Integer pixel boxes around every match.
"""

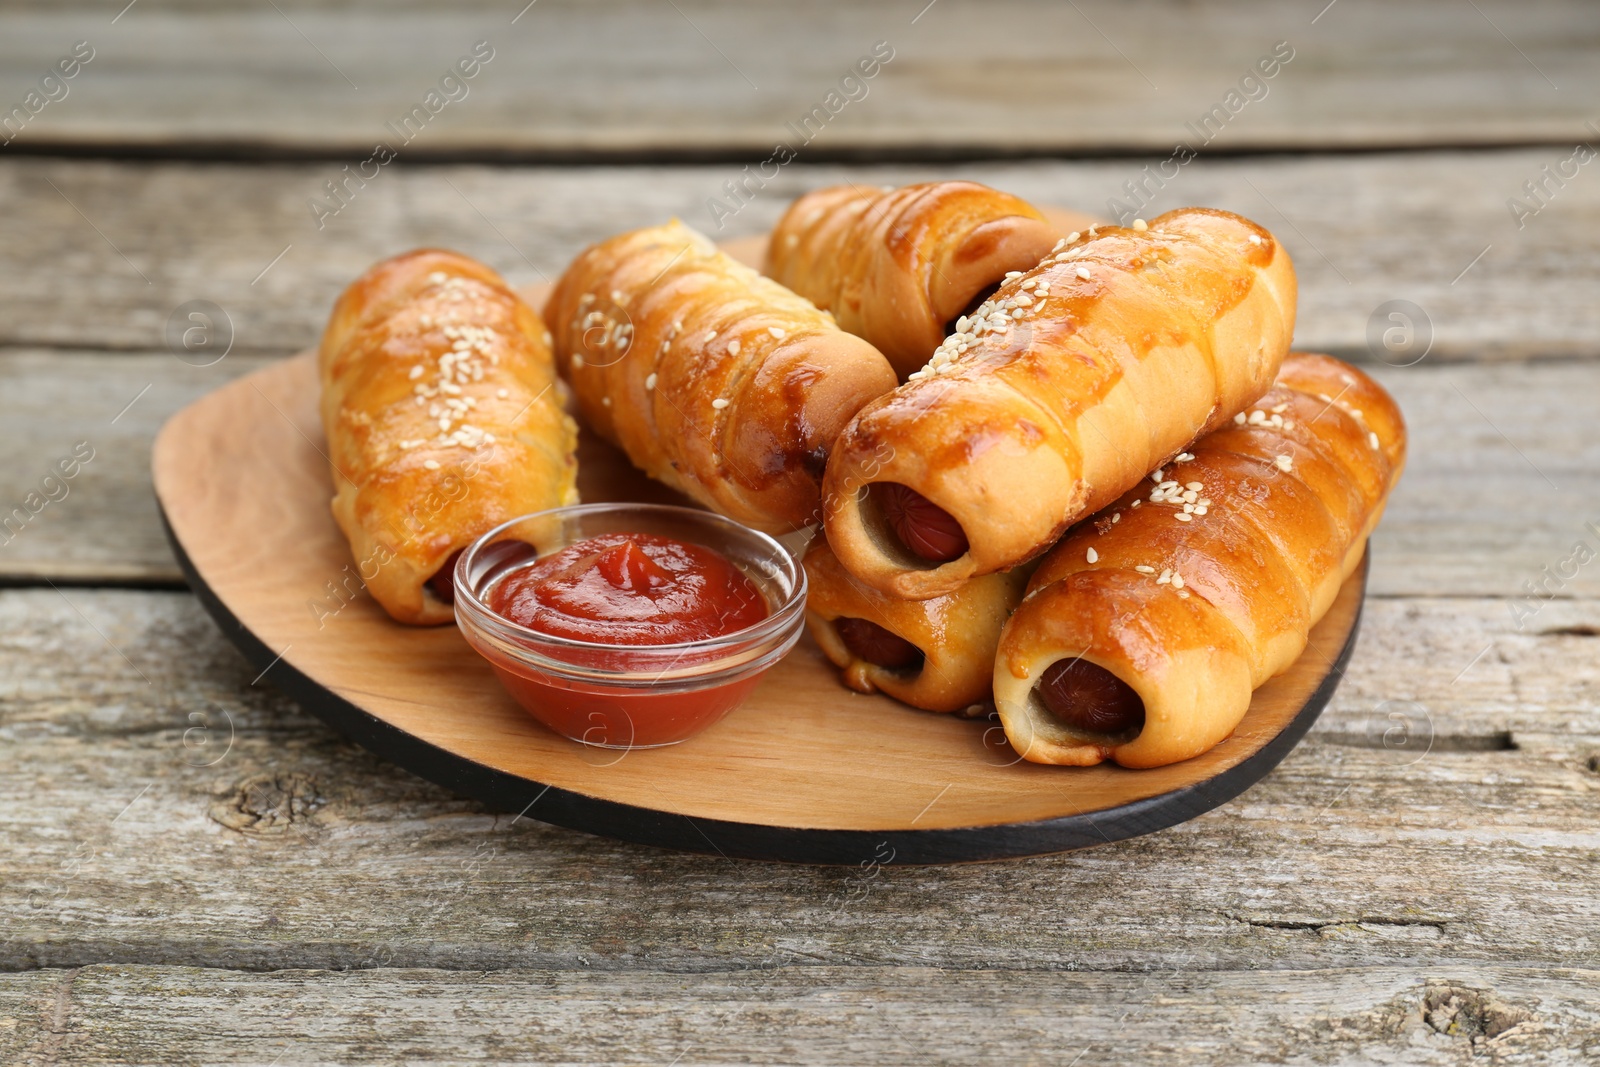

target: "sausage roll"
[319,249,579,626]
[764,181,1063,379]
[545,219,897,534]
[822,207,1297,600]
[803,538,1032,714]
[992,354,1406,768]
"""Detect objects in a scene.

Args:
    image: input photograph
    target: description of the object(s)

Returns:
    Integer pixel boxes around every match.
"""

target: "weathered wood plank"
[0,589,1595,975]
[2,151,1596,359]
[0,353,267,584]
[3,0,1597,157]
[1,351,1594,600]
[1,964,1595,1065]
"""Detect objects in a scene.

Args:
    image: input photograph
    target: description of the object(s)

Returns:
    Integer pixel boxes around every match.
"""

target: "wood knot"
[209,773,326,834]
[1423,982,1532,1042]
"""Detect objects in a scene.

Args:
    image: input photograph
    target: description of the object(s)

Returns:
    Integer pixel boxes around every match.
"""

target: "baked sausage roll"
[318,249,579,626]
[992,354,1406,768]
[546,220,897,534]
[822,207,1297,601]
[803,538,1031,714]
[764,181,1063,379]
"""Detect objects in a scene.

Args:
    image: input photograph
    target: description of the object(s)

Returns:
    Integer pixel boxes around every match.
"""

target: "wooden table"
[3,1,1599,1062]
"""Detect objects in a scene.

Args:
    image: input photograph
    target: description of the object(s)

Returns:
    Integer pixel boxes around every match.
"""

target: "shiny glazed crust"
[318,249,579,626]
[545,220,897,533]
[992,354,1406,768]
[764,181,1062,378]
[822,207,1298,600]
[803,538,1031,713]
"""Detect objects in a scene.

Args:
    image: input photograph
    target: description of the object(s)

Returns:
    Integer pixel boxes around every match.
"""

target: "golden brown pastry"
[764,181,1063,379]
[318,249,578,626]
[822,207,1297,601]
[545,220,897,534]
[993,354,1406,768]
[804,538,1032,713]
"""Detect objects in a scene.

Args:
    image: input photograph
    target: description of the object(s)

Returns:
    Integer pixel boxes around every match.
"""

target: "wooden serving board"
[151,217,1364,865]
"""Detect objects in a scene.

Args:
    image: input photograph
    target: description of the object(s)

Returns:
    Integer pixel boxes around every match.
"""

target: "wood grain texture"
[1,588,1596,974]
[2,351,1592,604]
[2,0,1597,157]
[0,351,266,585]
[1,964,1595,1065]
[2,152,1597,360]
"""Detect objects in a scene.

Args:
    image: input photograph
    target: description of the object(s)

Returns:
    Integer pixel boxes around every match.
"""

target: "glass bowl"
[452,503,807,749]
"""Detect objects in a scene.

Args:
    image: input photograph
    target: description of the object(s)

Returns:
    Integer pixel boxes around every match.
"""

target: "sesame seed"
[423,459,440,470]
[1086,547,1099,564]
[611,289,626,304]
[1151,468,1164,482]
[408,365,424,380]
[496,388,509,399]
[1111,512,1121,523]
[1176,452,1195,462]
[427,272,447,284]
[1370,431,1381,450]
[1066,232,1080,242]
[728,339,741,356]
[645,373,657,390]
[1185,481,1203,491]
[1131,500,1141,508]
[1234,412,1247,425]
[1135,564,1155,574]
[769,327,787,340]
[704,331,717,343]
[1275,454,1294,472]
[1132,218,1148,231]
[1171,574,1185,589]
[711,397,730,410]
[1076,267,1092,281]
[1248,234,1264,246]
[1157,569,1172,585]
[1175,512,1192,522]
[1178,590,1191,599]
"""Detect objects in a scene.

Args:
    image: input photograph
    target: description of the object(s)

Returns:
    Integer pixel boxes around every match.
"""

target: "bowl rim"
[451,501,808,656]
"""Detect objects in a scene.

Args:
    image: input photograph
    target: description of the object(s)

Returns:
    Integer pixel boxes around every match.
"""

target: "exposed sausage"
[877,482,969,563]
[1036,656,1145,736]
[425,547,466,606]
[835,616,924,671]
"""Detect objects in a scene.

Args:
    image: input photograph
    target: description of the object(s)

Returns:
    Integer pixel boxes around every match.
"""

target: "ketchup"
[487,533,768,644]
[473,533,773,748]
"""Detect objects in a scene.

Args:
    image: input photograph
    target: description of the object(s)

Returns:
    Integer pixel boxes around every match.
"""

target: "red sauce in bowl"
[487,533,768,644]
[471,532,777,748]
